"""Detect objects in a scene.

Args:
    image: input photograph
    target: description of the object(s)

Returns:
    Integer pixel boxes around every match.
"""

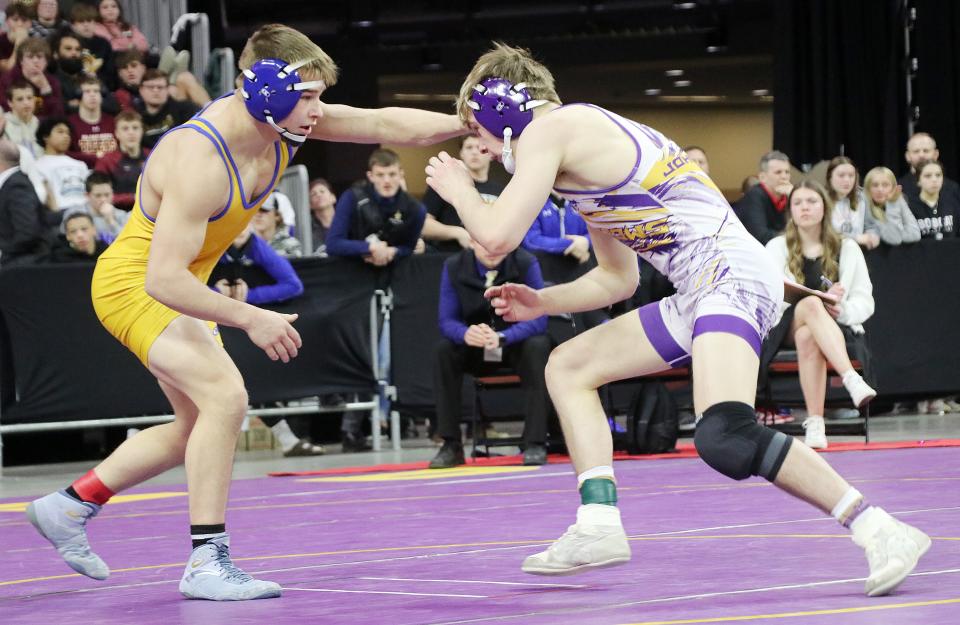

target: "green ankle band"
[579,477,617,506]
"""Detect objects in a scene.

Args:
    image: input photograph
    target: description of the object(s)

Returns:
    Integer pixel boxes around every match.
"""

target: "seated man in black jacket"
[0,139,52,267]
[430,241,552,468]
[325,148,425,265]
[733,150,794,244]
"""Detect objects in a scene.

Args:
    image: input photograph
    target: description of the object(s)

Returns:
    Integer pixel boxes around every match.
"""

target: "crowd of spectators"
[0,0,208,265]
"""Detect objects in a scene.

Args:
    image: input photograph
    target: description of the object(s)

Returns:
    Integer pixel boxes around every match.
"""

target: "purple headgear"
[467,77,548,173]
[240,58,324,144]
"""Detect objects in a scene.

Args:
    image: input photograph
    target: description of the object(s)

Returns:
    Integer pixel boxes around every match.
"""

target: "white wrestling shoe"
[802,416,828,449]
[522,522,631,575]
[852,507,931,597]
[180,534,281,601]
[26,490,109,580]
[843,372,877,408]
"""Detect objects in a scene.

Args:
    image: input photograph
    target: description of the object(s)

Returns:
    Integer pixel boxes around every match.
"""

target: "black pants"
[433,335,552,445]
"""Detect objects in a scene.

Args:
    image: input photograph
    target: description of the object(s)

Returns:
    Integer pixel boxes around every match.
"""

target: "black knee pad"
[694,401,793,482]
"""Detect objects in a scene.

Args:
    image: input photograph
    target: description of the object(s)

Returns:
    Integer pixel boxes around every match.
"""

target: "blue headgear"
[467,77,548,173]
[240,58,325,144]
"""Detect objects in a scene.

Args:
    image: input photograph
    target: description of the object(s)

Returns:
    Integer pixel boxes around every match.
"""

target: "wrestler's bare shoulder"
[146,131,226,183]
[141,131,231,217]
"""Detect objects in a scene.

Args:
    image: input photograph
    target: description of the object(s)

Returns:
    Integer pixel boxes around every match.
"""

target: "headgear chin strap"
[240,58,324,144]
[467,77,547,174]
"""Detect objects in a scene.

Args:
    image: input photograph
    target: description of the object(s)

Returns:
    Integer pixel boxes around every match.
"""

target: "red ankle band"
[71,470,115,505]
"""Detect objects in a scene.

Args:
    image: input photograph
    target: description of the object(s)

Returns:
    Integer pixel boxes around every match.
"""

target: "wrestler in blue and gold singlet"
[90,107,293,366]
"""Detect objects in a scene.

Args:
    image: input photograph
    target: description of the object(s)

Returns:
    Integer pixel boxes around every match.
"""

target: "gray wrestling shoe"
[25,490,110,580]
[522,523,631,575]
[852,507,932,597]
[179,534,281,600]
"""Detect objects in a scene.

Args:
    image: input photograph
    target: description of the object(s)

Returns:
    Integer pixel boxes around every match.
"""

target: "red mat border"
[268,438,960,477]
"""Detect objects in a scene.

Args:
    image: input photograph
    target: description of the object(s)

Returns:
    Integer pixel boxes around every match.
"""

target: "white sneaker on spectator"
[522,523,630,575]
[803,416,828,449]
[829,408,862,420]
[851,507,931,596]
[843,372,877,408]
[157,46,177,75]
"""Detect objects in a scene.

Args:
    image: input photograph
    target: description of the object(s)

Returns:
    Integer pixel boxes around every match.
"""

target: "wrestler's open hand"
[484,283,545,322]
[425,151,473,204]
[246,309,302,363]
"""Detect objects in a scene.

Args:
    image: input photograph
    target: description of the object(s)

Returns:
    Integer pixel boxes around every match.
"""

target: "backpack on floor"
[626,381,679,454]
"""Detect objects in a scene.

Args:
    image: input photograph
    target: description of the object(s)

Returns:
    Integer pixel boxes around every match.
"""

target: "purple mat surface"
[1,448,958,625]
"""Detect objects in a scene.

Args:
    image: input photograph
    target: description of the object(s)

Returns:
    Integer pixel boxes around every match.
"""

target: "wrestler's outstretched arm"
[311,103,466,146]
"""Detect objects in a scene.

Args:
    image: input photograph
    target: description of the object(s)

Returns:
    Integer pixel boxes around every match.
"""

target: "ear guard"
[467,77,548,173]
[240,57,324,144]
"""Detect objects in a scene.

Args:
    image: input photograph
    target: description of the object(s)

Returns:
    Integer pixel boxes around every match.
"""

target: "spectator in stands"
[825,156,879,250]
[263,189,296,232]
[0,2,32,74]
[0,108,47,202]
[429,240,552,468]
[308,177,335,256]
[93,0,149,54]
[35,116,89,214]
[0,137,50,267]
[862,166,921,246]
[214,225,304,306]
[82,170,127,238]
[734,150,793,244]
[48,210,108,262]
[906,160,960,415]
[326,148,426,266]
[113,48,209,111]
[763,180,875,450]
[899,132,960,204]
[522,196,591,263]
[112,49,144,110]
[906,160,958,240]
[66,4,116,90]
[94,108,145,210]
[252,195,302,257]
[3,79,42,157]
[30,0,69,40]
[67,76,116,164]
[683,145,710,175]
[136,69,198,150]
[52,31,119,115]
[211,225,321,457]
[0,37,64,118]
[421,135,501,252]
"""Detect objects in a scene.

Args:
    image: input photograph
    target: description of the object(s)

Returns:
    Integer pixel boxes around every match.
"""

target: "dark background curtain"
[773,0,908,172]
[911,0,960,181]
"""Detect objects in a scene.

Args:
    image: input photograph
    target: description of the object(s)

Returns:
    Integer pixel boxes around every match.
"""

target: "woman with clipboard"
[764,180,876,449]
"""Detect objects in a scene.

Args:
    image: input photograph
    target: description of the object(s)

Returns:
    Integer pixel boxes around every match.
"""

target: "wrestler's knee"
[694,401,793,482]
